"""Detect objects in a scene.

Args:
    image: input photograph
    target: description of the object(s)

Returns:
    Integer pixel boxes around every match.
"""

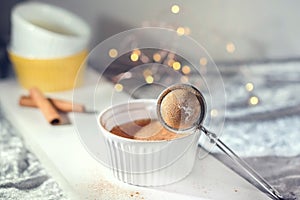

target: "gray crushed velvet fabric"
[0,104,67,200]
[216,62,300,199]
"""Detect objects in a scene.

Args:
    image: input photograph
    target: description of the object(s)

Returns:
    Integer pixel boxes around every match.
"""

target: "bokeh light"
[172,61,181,70]
[145,75,154,84]
[171,4,180,14]
[200,57,208,66]
[153,53,162,62]
[249,96,259,106]
[176,27,185,36]
[130,53,139,62]
[226,42,236,53]
[245,82,254,92]
[114,83,123,92]
[182,65,191,74]
[210,109,219,117]
[108,48,118,58]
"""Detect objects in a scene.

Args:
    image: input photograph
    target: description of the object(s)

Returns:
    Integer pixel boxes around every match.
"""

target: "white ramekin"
[10,1,90,59]
[98,99,200,186]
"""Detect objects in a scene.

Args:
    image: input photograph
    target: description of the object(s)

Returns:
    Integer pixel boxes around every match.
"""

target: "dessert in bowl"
[98,99,200,186]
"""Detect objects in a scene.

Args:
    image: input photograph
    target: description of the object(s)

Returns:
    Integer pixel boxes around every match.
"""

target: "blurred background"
[1,0,300,79]
[37,0,300,63]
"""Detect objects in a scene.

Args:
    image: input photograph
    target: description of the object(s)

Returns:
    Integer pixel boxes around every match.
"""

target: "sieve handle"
[200,126,284,200]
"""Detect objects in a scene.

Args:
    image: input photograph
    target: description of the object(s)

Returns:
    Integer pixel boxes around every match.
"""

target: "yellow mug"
[9,50,87,92]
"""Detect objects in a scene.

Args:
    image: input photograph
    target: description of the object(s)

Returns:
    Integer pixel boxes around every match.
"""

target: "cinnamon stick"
[19,95,85,113]
[29,87,61,125]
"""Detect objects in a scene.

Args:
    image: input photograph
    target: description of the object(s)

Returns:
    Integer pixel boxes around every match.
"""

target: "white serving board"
[0,67,270,200]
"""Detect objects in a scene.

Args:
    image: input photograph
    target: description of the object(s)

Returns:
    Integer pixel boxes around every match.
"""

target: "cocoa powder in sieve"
[160,88,201,130]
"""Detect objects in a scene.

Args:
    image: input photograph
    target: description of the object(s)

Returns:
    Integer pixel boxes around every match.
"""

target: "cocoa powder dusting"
[110,119,183,141]
[87,180,145,199]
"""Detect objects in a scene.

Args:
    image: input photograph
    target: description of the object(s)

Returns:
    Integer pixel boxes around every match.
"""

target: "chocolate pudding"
[110,119,182,141]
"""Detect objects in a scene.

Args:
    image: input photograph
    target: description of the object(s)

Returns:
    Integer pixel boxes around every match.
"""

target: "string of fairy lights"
[106,3,259,119]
